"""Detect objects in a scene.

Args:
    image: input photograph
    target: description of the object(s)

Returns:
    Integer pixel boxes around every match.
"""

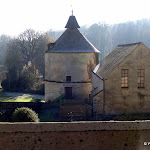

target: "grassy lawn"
[0,92,44,102]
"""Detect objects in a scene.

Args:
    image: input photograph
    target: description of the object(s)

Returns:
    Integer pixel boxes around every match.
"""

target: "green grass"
[0,92,44,102]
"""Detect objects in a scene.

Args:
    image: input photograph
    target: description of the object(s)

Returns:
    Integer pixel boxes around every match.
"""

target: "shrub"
[12,107,39,122]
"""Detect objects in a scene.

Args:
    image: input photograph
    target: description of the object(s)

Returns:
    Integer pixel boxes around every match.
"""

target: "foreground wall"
[1,121,150,150]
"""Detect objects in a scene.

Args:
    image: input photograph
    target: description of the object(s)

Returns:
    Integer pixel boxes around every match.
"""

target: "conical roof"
[47,15,100,53]
[65,16,80,29]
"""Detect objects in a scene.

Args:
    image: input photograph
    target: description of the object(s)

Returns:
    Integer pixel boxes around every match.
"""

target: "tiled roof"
[95,42,142,78]
[65,16,80,29]
[47,15,100,53]
[48,28,99,53]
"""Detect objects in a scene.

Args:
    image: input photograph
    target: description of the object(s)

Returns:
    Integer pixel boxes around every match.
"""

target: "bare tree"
[8,29,52,75]
[3,29,53,92]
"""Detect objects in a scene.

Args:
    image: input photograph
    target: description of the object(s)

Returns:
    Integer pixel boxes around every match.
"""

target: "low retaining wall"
[0,121,150,150]
[0,102,58,110]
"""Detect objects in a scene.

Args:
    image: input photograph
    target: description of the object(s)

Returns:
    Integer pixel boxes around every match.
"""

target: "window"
[138,69,145,88]
[121,69,128,88]
[66,76,71,82]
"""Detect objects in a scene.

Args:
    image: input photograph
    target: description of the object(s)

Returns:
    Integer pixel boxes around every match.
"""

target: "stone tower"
[45,15,100,102]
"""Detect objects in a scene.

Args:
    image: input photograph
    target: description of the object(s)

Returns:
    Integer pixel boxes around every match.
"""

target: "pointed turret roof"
[47,15,100,53]
[65,15,80,29]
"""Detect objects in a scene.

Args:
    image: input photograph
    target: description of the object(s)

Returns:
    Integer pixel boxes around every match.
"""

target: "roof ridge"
[96,42,142,78]
[79,30,100,53]
[118,42,142,47]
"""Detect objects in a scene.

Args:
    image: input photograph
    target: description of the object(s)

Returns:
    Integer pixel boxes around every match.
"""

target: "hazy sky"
[0,0,150,36]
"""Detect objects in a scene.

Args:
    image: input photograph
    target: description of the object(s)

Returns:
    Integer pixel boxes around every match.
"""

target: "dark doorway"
[65,87,72,99]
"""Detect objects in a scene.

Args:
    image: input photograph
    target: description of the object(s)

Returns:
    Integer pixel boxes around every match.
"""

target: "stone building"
[45,15,150,117]
[45,15,99,116]
[92,42,150,115]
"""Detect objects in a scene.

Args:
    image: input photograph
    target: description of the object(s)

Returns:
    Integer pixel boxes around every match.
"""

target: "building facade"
[92,42,150,115]
[45,16,150,116]
[45,15,100,102]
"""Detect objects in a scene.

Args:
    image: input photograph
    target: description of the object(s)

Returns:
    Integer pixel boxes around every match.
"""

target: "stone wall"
[1,121,150,150]
[93,91,104,114]
[45,82,92,102]
[45,52,97,102]
[45,53,97,82]
[0,102,58,110]
[103,43,150,114]
[92,71,103,92]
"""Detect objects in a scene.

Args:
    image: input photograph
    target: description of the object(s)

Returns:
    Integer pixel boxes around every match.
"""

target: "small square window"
[66,76,71,82]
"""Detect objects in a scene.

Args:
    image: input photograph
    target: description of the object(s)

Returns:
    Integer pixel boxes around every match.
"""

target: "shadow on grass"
[0,92,16,102]
[38,108,59,122]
